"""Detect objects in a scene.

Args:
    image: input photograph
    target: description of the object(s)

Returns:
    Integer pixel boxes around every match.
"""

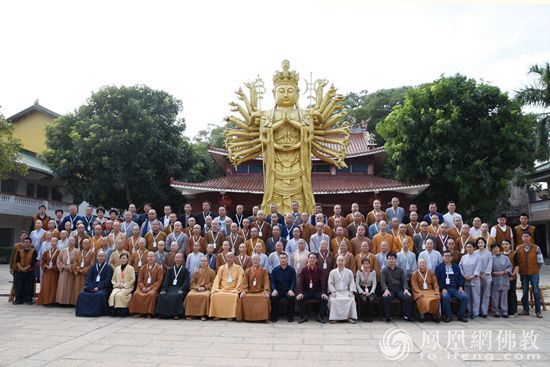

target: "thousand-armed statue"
[225,60,350,214]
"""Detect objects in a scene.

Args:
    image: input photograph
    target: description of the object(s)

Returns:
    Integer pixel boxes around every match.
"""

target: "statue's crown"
[273,60,299,86]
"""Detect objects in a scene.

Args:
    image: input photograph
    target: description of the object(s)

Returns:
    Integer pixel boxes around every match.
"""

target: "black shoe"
[287,317,294,322]
[457,317,468,323]
[271,317,279,322]
[366,318,373,323]
[25,300,33,305]
[418,317,425,323]
[298,317,308,324]
[502,315,509,318]
[403,316,414,322]
[316,315,326,324]
[443,316,451,323]
[494,314,500,318]
[385,318,392,323]
[12,300,23,305]
[480,314,487,318]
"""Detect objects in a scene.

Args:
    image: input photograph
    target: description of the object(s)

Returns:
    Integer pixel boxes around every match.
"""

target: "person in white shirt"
[469,217,482,238]
[443,201,462,228]
[418,239,442,272]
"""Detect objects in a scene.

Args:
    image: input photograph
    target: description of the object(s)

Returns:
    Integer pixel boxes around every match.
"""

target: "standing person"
[270,253,297,322]
[109,253,135,317]
[411,258,440,323]
[121,211,139,238]
[475,237,493,318]
[56,237,79,306]
[514,213,536,247]
[81,206,97,236]
[30,204,50,233]
[230,204,245,229]
[443,201,462,228]
[413,222,436,255]
[58,205,82,231]
[327,255,357,323]
[418,239,442,272]
[490,213,515,249]
[12,237,36,305]
[72,239,95,305]
[296,253,328,324]
[423,202,444,225]
[184,256,215,320]
[459,242,481,319]
[128,252,164,317]
[179,203,195,229]
[380,252,413,322]
[156,253,190,319]
[186,242,204,277]
[396,238,417,281]
[195,201,212,232]
[29,220,45,282]
[436,251,469,323]
[310,222,330,254]
[355,257,377,322]
[491,244,513,318]
[39,237,60,305]
[501,239,518,316]
[75,250,114,317]
[385,197,405,224]
[516,233,544,318]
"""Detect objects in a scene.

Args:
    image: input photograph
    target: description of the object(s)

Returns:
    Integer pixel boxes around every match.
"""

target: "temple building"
[171,130,429,214]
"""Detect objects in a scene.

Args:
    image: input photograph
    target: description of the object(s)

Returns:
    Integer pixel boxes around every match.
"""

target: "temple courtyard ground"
[0,264,549,367]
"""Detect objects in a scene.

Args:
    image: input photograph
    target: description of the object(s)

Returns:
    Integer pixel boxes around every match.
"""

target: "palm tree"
[516,62,550,161]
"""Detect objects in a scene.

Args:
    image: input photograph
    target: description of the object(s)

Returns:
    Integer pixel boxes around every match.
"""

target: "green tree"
[516,62,550,161]
[43,85,204,209]
[345,87,411,144]
[376,74,536,221]
[0,108,27,179]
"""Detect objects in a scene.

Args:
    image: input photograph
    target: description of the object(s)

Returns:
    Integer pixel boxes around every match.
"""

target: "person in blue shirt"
[435,250,469,323]
[423,202,444,225]
[270,252,297,322]
[58,205,83,231]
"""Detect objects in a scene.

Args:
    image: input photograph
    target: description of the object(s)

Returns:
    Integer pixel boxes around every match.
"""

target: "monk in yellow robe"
[209,252,244,320]
[185,256,215,320]
[237,254,271,321]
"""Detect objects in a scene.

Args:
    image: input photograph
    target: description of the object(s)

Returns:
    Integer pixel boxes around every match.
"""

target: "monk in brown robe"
[9,231,28,302]
[185,256,215,320]
[145,220,166,252]
[350,225,370,256]
[330,227,351,257]
[187,225,207,255]
[216,241,231,270]
[129,252,164,317]
[411,258,441,322]
[163,241,179,269]
[56,237,79,305]
[72,239,95,305]
[90,225,104,252]
[109,239,130,269]
[354,241,379,275]
[237,254,271,321]
[245,228,266,255]
[39,237,60,305]
[131,238,149,277]
[125,226,142,255]
[235,243,252,270]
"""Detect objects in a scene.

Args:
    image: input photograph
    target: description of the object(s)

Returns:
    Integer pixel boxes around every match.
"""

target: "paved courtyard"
[1,265,549,367]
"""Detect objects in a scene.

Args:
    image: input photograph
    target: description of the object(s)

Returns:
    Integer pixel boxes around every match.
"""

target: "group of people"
[9,198,545,323]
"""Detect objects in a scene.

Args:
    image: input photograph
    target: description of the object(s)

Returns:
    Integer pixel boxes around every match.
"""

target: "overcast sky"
[1,0,549,137]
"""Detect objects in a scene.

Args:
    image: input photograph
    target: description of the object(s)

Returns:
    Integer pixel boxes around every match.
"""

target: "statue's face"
[274,83,298,107]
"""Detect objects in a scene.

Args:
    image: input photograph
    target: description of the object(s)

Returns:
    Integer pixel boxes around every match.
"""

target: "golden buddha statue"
[225,60,349,214]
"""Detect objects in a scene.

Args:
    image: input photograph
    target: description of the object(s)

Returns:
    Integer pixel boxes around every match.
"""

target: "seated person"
[327,255,357,323]
[270,252,296,322]
[380,252,413,322]
[237,254,271,321]
[411,258,440,323]
[435,250,469,323]
[355,257,377,322]
[75,250,113,317]
[156,253,190,320]
[184,256,216,320]
[108,253,135,317]
[296,253,328,324]
[209,252,245,320]
[128,252,164,317]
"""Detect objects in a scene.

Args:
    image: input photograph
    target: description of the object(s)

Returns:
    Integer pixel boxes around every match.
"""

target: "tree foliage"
[344,87,411,144]
[516,62,550,161]
[43,85,209,209]
[0,108,27,179]
[377,74,536,221]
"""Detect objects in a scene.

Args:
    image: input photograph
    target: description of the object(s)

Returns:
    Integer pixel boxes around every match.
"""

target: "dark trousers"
[358,294,375,320]
[270,292,296,321]
[298,290,327,318]
[14,271,34,302]
[382,289,412,319]
[508,278,517,315]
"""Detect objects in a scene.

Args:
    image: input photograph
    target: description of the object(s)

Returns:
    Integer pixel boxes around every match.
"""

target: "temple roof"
[171,174,428,196]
